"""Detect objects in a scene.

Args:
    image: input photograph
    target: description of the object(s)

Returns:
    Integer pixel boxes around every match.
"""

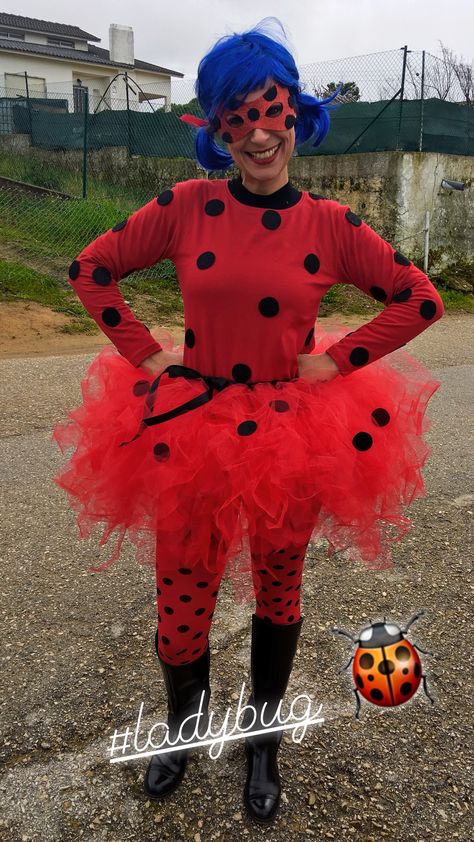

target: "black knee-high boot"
[144,631,211,799]
[243,613,304,823]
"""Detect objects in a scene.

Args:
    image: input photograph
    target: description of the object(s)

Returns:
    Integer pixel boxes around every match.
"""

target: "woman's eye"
[265,103,283,117]
[227,114,244,127]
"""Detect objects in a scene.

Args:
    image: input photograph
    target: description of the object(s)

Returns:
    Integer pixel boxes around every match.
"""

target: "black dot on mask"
[258,297,279,317]
[68,260,80,280]
[285,115,296,129]
[350,347,369,366]
[345,210,362,227]
[164,606,174,615]
[179,594,192,603]
[222,131,233,143]
[304,253,320,274]
[101,307,121,327]
[153,442,170,462]
[394,251,411,266]
[247,108,260,121]
[177,625,190,633]
[185,329,195,348]
[133,380,149,397]
[178,567,192,575]
[420,300,437,320]
[157,190,174,206]
[237,420,257,437]
[196,581,208,589]
[112,219,127,232]
[232,363,252,382]
[269,399,289,412]
[195,608,205,616]
[205,199,225,216]
[263,85,277,101]
[162,577,173,585]
[352,432,373,451]
[393,287,412,303]
[370,286,387,302]
[209,116,221,132]
[261,210,281,230]
[371,408,390,426]
[288,95,296,108]
[93,266,112,286]
[161,635,170,645]
[197,251,215,269]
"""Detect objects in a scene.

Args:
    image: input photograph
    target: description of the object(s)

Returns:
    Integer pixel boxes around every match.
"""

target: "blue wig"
[193,17,340,172]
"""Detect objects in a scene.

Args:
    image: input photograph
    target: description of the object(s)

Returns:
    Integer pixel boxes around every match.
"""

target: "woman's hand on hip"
[297,352,340,383]
[139,349,184,378]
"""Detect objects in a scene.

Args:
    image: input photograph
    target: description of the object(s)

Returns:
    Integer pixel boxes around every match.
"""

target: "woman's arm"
[68,186,183,368]
[323,205,445,376]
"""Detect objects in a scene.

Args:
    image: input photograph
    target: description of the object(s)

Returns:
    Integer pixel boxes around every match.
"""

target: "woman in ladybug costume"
[54,18,444,824]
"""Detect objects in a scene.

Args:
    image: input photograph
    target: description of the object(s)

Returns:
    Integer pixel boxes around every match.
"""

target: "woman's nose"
[247,127,272,144]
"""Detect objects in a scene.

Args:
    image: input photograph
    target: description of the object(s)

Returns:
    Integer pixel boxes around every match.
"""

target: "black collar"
[227,176,302,209]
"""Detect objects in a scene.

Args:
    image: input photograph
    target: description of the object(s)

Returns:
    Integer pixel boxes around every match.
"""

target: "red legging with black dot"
[155,526,311,665]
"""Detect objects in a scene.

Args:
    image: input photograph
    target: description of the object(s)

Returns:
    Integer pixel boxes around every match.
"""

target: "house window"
[47,37,75,49]
[5,73,46,98]
[0,30,25,40]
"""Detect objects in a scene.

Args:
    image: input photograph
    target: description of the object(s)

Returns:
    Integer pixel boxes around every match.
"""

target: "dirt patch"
[0,301,186,359]
[0,300,380,360]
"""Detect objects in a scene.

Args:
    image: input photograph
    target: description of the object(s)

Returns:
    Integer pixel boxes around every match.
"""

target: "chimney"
[109,24,134,66]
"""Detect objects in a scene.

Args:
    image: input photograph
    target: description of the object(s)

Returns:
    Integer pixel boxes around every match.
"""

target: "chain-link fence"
[0,48,472,201]
[0,179,183,329]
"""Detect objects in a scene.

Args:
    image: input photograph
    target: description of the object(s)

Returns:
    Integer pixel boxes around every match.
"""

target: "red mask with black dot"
[211,82,297,143]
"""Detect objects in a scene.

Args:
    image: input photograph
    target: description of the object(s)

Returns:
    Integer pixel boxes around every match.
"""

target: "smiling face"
[221,79,296,195]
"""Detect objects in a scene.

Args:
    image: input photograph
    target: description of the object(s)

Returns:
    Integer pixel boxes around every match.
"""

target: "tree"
[314,81,361,103]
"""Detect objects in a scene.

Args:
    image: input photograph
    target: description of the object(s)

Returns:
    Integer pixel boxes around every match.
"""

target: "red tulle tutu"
[52,323,441,603]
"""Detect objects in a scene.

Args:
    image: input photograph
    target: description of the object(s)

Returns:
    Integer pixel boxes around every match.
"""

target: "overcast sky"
[6,0,474,77]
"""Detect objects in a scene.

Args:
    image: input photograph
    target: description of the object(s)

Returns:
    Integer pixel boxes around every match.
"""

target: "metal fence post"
[396,45,408,151]
[125,72,132,158]
[418,50,426,152]
[82,89,89,199]
[24,71,33,140]
[423,210,430,274]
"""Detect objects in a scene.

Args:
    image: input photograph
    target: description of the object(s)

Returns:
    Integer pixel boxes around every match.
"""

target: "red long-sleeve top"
[68,178,444,380]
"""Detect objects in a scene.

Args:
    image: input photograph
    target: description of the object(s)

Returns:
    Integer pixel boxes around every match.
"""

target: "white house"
[0,12,184,114]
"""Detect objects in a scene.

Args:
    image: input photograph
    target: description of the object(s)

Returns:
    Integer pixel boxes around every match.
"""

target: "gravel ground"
[0,312,473,842]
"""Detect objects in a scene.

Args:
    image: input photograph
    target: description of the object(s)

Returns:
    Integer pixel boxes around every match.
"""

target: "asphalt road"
[1,312,473,842]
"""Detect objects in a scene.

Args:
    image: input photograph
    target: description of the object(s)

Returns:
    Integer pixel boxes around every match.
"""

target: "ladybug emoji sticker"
[332,609,435,718]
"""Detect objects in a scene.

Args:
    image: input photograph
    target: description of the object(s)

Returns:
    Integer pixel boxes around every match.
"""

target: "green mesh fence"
[6,95,473,159]
[299,99,474,156]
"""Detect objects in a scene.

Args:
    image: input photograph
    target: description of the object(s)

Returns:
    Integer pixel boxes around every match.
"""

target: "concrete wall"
[289,152,474,271]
